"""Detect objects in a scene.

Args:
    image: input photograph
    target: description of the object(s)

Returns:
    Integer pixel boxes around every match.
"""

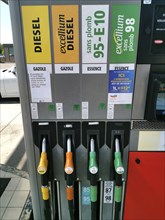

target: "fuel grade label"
[110,4,140,63]
[52,5,79,74]
[82,5,109,74]
[21,6,51,64]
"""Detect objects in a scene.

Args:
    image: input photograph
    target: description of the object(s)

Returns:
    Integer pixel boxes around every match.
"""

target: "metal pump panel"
[8,0,165,219]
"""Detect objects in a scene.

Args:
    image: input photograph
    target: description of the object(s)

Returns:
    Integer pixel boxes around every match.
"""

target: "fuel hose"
[114,137,124,220]
[37,137,51,219]
[64,137,75,220]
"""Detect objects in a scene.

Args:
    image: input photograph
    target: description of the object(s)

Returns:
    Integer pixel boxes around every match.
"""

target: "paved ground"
[0,63,15,70]
[0,63,27,172]
[0,100,27,171]
[0,63,31,219]
[0,166,31,220]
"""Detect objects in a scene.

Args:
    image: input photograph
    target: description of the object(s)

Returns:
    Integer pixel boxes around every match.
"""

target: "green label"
[73,104,80,111]
[99,102,106,110]
[110,4,140,63]
[48,104,55,111]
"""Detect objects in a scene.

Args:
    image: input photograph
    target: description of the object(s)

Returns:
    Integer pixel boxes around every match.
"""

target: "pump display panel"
[151,5,165,54]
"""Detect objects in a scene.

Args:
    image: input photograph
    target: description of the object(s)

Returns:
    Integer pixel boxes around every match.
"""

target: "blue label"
[108,69,134,93]
[82,186,91,205]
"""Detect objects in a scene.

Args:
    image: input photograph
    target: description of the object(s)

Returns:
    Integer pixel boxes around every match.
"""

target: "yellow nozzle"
[64,152,74,174]
[41,186,49,200]
[37,152,48,175]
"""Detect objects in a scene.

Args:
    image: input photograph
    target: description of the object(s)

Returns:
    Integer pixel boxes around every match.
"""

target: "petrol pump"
[8,0,164,219]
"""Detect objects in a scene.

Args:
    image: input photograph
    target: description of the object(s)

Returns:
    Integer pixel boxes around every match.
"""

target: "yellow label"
[52,5,79,64]
[21,6,51,64]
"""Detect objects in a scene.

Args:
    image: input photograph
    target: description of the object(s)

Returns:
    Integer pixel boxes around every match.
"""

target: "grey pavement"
[0,63,31,219]
[0,62,27,172]
[0,100,27,171]
[0,63,15,70]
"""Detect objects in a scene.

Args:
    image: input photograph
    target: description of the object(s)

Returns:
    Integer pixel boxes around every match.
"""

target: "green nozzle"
[90,185,97,202]
[114,152,124,175]
[114,186,122,203]
[89,152,98,174]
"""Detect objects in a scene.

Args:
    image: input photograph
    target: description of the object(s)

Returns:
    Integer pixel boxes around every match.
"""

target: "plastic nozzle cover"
[90,185,97,202]
[89,152,98,174]
[66,186,74,201]
[64,152,74,174]
[114,152,124,175]
[64,137,74,174]
[37,152,48,174]
[41,185,49,200]
[114,185,122,203]
[37,138,48,175]
[114,138,124,175]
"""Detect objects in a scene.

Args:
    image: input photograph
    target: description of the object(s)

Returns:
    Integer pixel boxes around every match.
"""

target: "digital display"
[151,5,165,54]
[156,82,165,116]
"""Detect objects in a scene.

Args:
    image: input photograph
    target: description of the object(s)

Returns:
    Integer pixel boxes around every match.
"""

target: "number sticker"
[104,181,114,203]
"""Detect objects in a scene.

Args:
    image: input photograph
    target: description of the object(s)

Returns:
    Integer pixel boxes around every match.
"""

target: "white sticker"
[55,64,79,74]
[82,102,89,119]
[65,124,73,128]
[143,0,152,4]
[82,64,107,74]
[28,72,52,103]
[107,103,114,119]
[82,5,109,74]
[56,103,63,119]
[30,103,38,119]
[88,122,99,125]
[27,64,52,74]
[39,122,49,126]
[110,64,135,70]
[104,181,114,204]
[108,93,133,104]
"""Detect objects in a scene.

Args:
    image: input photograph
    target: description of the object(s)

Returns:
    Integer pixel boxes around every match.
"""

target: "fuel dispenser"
[8,0,164,219]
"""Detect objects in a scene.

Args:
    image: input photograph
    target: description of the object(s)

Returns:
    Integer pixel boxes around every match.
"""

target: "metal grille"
[132,120,165,130]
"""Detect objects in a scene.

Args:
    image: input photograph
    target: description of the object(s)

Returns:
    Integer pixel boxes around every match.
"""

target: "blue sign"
[108,69,134,93]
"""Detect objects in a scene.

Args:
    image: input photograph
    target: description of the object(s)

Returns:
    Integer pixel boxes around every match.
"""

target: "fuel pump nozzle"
[114,138,124,175]
[65,137,74,175]
[37,138,49,200]
[89,137,98,220]
[113,137,124,220]
[89,138,98,175]
[37,138,48,175]
[37,137,51,219]
[64,136,75,220]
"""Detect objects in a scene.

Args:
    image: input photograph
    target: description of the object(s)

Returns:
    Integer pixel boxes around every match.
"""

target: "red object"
[154,39,163,44]
[124,152,165,220]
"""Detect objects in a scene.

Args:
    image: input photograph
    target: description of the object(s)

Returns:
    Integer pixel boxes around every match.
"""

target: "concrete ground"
[0,63,31,219]
[0,63,27,172]
[0,100,27,171]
